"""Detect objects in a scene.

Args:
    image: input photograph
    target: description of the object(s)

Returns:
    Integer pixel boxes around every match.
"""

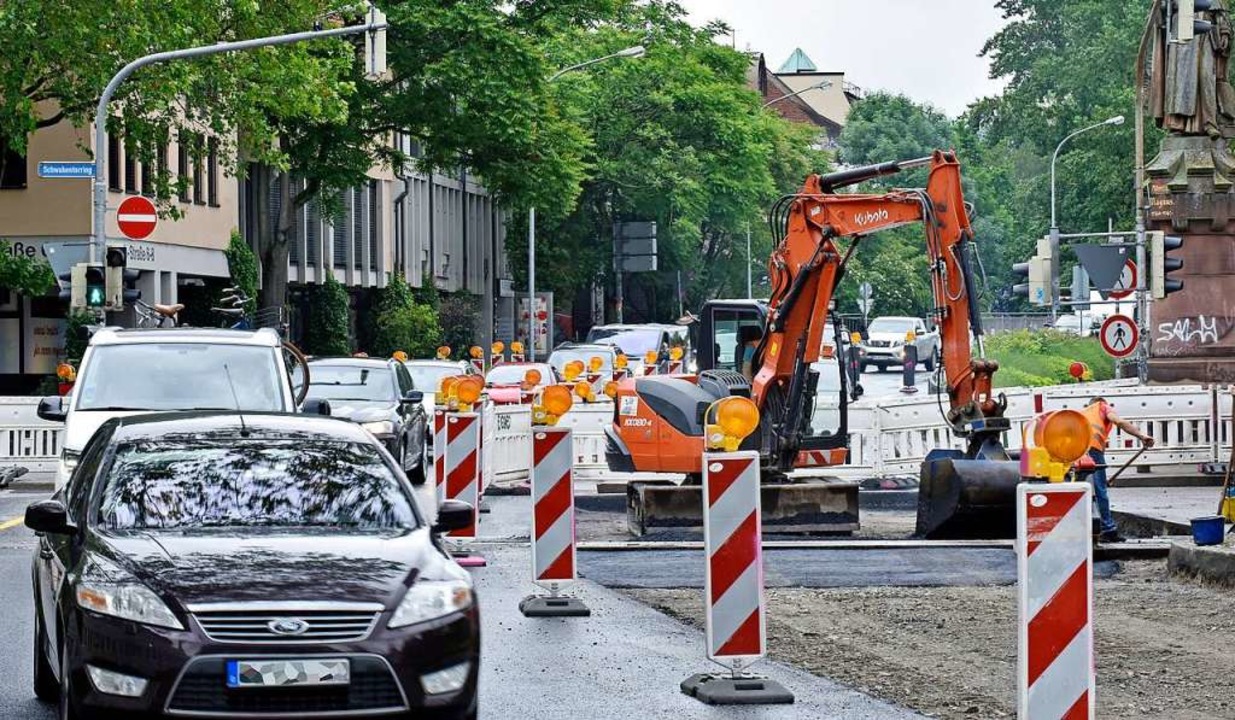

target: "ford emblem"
[268,618,310,636]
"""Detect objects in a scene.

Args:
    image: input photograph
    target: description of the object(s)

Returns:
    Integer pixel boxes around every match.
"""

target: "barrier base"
[900,386,919,394]
[680,674,794,705]
[519,595,590,617]
[450,550,487,568]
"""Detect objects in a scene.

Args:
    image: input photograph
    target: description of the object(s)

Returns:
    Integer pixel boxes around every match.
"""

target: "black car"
[296,358,429,484]
[27,412,479,720]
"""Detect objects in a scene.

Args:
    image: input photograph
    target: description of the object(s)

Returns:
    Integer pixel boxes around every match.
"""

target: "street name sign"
[37,161,95,179]
[117,196,158,240]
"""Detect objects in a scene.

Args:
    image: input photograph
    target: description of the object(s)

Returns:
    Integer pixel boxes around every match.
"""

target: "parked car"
[548,343,618,379]
[1053,313,1097,337]
[295,357,428,484]
[484,362,557,404]
[37,327,316,489]
[27,412,479,720]
[403,359,476,398]
[585,323,691,374]
[859,316,940,372]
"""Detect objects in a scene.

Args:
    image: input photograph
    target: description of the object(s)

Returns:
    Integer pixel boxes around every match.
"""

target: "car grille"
[193,607,380,644]
[166,656,406,716]
[866,340,891,348]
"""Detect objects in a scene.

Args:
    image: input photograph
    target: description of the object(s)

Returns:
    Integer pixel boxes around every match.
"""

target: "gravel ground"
[626,561,1235,719]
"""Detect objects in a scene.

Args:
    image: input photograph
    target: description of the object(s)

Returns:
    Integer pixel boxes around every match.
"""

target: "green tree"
[0,241,55,297]
[305,274,351,356]
[370,277,442,358]
[224,231,258,315]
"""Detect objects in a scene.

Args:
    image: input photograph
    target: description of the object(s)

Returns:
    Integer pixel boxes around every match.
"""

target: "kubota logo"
[853,209,889,227]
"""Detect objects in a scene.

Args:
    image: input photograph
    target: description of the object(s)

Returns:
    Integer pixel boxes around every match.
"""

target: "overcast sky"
[677,0,1010,117]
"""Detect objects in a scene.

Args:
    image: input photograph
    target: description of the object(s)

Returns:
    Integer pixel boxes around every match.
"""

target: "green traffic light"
[86,286,105,308]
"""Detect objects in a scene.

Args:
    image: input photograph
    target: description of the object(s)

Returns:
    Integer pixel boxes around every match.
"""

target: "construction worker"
[739,325,764,381]
[1083,396,1155,543]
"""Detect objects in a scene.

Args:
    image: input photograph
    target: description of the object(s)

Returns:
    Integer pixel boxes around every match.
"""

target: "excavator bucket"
[916,449,1022,539]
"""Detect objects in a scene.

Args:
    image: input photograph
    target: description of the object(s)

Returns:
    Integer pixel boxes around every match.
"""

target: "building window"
[156,140,169,198]
[207,138,219,207]
[0,135,27,189]
[352,185,365,270]
[368,180,378,271]
[306,197,321,266]
[141,141,155,197]
[177,134,190,202]
[123,138,138,194]
[192,134,204,205]
[108,134,122,191]
[332,191,349,269]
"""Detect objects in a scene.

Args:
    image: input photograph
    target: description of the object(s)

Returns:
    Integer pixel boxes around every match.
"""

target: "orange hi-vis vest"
[1081,402,1112,452]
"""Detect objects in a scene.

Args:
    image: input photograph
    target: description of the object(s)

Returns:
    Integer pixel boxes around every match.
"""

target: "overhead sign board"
[621,237,657,257]
[620,255,657,272]
[1073,243,1131,299]
[37,161,95,179]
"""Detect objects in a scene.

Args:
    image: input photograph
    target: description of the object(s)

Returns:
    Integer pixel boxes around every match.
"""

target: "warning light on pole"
[535,385,574,426]
[705,396,760,452]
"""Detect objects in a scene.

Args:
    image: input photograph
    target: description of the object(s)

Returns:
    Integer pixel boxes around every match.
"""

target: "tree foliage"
[305,274,351,357]
[370,277,442,358]
[224,231,258,315]
[0,241,55,297]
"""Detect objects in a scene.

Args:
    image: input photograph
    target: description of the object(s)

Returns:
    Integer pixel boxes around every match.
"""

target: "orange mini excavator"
[606,150,1022,538]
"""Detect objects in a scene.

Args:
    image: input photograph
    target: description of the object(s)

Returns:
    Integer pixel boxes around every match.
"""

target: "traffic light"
[83,265,105,309]
[122,268,142,305]
[104,245,125,311]
[1012,238,1054,306]
[1172,0,1213,42]
[1149,231,1185,298]
[58,267,81,309]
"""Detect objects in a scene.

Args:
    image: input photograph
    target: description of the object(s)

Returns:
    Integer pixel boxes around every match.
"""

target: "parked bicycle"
[212,287,310,405]
[133,298,184,328]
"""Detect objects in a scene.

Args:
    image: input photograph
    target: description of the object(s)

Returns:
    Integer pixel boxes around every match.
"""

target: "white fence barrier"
[0,398,59,478]
[482,401,612,487]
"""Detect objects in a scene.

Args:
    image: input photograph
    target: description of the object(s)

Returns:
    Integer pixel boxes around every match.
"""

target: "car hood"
[865,332,908,344]
[65,410,145,453]
[99,528,444,607]
[323,401,396,423]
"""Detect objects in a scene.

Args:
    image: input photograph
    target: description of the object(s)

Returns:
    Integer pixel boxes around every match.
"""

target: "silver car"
[859,316,940,372]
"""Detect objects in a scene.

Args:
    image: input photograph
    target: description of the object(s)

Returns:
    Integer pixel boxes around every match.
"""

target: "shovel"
[1106,446,1147,487]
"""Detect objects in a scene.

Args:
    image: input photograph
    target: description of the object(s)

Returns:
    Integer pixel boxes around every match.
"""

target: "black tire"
[924,348,937,372]
[408,443,427,486]
[33,610,57,703]
[861,363,871,374]
[876,364,887,373]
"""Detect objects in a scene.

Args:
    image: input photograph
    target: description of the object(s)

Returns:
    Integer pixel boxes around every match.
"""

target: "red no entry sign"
[1099,314,1139,358]
[117,196,158,240]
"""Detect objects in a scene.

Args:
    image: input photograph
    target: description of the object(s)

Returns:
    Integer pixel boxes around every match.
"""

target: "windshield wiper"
[80,406,152,411]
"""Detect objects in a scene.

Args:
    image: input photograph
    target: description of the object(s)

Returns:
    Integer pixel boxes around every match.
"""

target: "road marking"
[0,516,24,531]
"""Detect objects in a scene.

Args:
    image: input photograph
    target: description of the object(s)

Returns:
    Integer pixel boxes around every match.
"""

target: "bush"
[371,278,442,358]
[984,330,1113,388]
[224,231,258,315]
[0,240,55,297]
[305,274,351,356]
[64,309,96,364]
[438,293,479,354]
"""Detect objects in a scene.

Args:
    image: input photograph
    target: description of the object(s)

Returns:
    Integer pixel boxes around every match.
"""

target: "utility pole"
[746,224,753,298]
[91,9,387,263]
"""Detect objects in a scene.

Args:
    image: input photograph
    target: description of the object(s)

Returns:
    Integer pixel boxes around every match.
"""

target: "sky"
[676,0,1010,117]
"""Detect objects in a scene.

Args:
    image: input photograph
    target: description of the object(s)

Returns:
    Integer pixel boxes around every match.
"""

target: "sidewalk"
[1109,485,1230,532]
[451,492,924,719]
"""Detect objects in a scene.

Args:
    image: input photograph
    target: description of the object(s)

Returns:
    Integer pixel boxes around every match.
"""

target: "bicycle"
[212,287,310,405]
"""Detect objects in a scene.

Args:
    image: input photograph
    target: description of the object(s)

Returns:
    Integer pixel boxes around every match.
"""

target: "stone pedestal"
[1145,135,1235,383]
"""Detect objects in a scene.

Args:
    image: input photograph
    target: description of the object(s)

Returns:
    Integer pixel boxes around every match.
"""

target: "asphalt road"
[856,364,932,399]
[0,489,53,720]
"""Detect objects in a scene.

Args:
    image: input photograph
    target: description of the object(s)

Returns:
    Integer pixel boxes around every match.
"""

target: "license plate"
[226,658,351,689]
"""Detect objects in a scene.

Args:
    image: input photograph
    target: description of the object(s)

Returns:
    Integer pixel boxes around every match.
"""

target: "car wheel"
[33,610,57,703]
[861,363,871,374]
[925,348,937,372]
[58,642,81,720]
[876,364,887,373]
[408,443,427,486]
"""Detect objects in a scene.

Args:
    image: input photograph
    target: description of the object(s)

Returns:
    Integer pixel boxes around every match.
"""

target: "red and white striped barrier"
[586,372,606,397]
[444,412,481,539]
[470,358,485,374]
[433,410,447,504]
[519,426,589,617]
[667,359,684,374]
[1017,482,1094,720]
[510,352,525,363]
[491,353,504,368]
[703,451,764,666]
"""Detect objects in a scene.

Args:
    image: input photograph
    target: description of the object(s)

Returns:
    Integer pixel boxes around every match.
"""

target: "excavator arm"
[753,150,1005,471]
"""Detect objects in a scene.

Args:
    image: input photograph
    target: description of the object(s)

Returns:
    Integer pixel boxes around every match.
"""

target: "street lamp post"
[1048,114,1124,321]
[761,79,831,109]
[527,45,644,360]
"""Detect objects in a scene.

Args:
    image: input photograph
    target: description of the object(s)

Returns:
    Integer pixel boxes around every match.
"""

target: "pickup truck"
[859,316,940,372]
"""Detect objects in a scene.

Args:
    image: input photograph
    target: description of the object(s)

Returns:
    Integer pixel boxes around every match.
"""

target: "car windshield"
[75,343,284,412]
[404,363,459,393]
[98,440,418,530]
[591,329,663,356]
[868,318,916,334]
[298,365,394,402]
[548,349,613,375]
[486,364,551,386]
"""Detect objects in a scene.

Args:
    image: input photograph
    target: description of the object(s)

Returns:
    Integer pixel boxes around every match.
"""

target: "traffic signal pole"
[90,12,388,264]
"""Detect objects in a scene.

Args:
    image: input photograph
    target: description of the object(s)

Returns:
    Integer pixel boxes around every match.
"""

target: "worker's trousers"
[1087,449,1117,534]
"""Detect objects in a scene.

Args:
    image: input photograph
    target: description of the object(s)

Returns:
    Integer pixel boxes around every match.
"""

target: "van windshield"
[76,344,285,412]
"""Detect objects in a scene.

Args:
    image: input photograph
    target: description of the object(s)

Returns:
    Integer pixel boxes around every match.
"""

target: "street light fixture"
[528,45,644,360]
[762,79,832,109]
[1047,114,1124,321]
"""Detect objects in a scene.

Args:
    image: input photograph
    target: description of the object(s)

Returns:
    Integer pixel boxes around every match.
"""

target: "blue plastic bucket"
[1190,515,1226,546]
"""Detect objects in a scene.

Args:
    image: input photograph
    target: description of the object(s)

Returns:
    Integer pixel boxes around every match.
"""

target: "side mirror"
[432,500,474,534]
[37,396,67,422]
[301,398,331,416]
[402,390,424,405]
[24,499,75,535]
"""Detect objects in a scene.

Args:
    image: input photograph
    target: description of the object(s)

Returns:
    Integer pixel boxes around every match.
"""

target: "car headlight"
[388,579,473,629]
[361,420,396,436]
[60,449,81,475]
[75,554,183,630]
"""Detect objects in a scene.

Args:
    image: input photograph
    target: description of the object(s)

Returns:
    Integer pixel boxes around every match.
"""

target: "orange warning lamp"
[850,331,862,345]
[56,362,76,382]
[588,355,604,373]
[1069,362,1089,381]
[436,345,451,360]
[392,350,409,362]
[510,341,524,355]
[522,368,543,389]
[469,345,483,360]
[644,350,658,365]
[563,360,584,382]
[491,341,505,356]
[821,344,835,359]
[603,380,618,399]
[456,376,483,410]
[705,396,760,452]
[1036,409,1089,466]
[669,347,684,362]
[615,353,629,370]
[574,380,594,402]
[535,385,574,426]
[438,375,458,396]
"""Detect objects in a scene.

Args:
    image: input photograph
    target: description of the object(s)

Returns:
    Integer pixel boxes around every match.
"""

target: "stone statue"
[1148,0,1235,138]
